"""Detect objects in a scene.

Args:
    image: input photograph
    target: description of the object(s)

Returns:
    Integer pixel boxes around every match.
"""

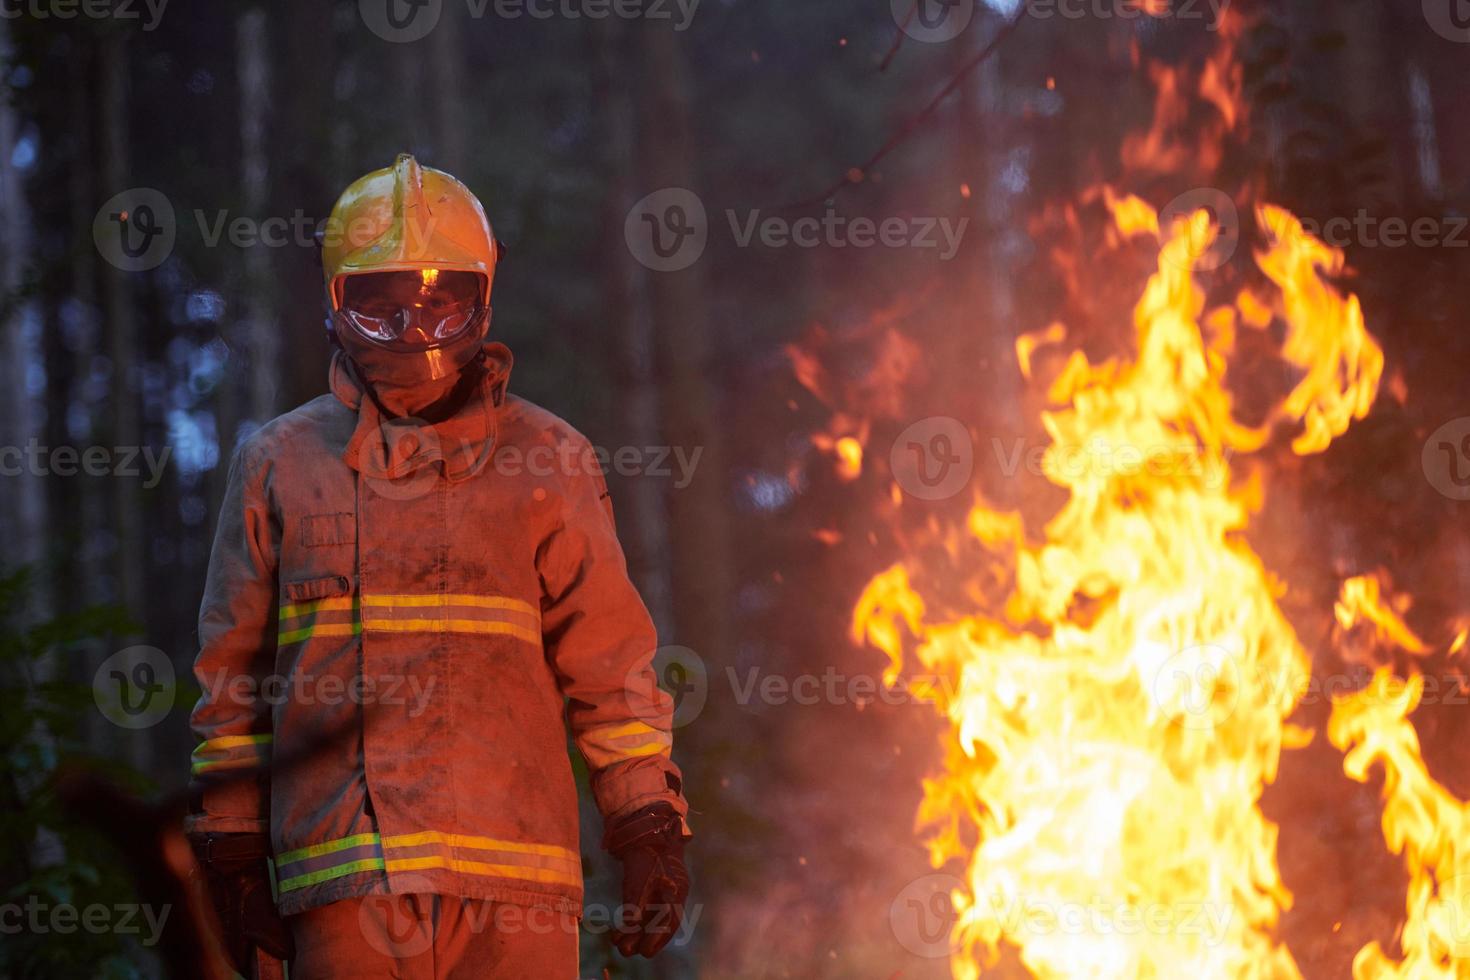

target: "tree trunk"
[98,33,149,772]
[271,0,337,411]
[634,28,735,665]
[632,29,730,978]
[431,5,467,174]
[593,17,674,637]
[238,7,277,432]
[0,17,45,579]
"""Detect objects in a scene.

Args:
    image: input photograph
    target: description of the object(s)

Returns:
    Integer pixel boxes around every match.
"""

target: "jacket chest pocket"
[282,513,358,594]
[300,512,356,548]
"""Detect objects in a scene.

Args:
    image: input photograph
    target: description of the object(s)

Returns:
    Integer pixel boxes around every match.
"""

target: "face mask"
[335,269,491,388]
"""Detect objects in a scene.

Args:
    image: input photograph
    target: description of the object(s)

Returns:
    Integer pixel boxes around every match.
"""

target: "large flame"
[853,199,1387,978]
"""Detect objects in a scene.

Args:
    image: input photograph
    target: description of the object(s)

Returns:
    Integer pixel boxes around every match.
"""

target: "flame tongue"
[1330,670,1470,979]
[856,200,1385,979]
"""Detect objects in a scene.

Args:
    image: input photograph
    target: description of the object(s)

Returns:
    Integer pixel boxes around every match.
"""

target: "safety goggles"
[337,269,488,350]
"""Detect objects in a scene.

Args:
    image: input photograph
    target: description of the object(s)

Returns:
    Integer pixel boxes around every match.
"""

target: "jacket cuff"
[186,774,270,837]
[591,757,688,824]
[184,812,270,836]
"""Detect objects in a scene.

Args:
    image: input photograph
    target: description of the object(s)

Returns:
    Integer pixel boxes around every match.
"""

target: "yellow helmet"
[322,153,497,312]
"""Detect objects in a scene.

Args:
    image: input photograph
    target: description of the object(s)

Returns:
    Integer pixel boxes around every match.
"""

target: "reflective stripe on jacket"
[187,345,686,916]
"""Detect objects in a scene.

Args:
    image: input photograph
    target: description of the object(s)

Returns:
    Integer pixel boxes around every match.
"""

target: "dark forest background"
[1,0,1468,976]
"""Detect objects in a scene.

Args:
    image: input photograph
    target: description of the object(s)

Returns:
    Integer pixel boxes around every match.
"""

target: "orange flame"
[1329,671,1470,978]
[854,198,1386,978]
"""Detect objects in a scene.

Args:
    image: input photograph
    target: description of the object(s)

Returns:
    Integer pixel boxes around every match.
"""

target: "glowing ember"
[853,198,1387,978]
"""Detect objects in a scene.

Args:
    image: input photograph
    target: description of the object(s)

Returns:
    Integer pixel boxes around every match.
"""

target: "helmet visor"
[338,269,487,350]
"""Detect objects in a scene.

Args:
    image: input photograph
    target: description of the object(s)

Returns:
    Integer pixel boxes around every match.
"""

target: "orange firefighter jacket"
[187,344,687,916]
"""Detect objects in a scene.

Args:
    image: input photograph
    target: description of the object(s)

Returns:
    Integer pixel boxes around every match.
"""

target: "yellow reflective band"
[278,858,386,892]
[279,596,357,620]
[276,832,382,866]
[618,741,673,758]
[277,621,363,644]
[384,856,580,889]
[278,595,361,644]
[195,734,273,752]
[382,831,577,863]
[578,722,672,768]
[362,594,539,619]
[277,594,540,644]
[191,734,273,775]
[360,618,540,645]
[585,721,663,742]
[273,829,582,893]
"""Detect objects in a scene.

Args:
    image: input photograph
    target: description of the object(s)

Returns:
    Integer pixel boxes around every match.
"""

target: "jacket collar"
[331,342,513,484]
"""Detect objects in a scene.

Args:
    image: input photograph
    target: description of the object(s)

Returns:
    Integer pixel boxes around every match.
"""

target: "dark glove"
[604,803,690,958]
[188,832,294,973]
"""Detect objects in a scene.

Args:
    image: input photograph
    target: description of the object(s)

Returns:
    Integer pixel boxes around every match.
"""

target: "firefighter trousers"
[288,894,580,979]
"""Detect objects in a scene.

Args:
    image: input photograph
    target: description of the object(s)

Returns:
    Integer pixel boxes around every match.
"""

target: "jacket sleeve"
[538,437,689,826]
[186,441,280,836]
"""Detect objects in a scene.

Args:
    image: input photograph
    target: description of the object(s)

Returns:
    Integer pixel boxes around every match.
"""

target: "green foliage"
[0,565,150,979]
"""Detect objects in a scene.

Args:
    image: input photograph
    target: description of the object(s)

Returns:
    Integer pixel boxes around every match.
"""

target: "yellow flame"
[1329,671,1470,978]
[1335,574,1429,655]
[855,199,1387,979]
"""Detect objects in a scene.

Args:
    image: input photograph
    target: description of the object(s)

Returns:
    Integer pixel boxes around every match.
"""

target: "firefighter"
[185,154,690,978]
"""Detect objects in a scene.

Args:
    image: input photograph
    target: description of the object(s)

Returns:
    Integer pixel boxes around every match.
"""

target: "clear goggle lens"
[338,270,487,349]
